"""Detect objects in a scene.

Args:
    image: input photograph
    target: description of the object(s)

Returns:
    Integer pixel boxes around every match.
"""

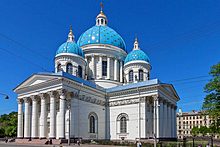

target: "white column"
[99,56,102,79]
[91,55,95,79]
[170,105,174,138]
[159,99,163,138]
[163,101,167,137]
[17,99,23,138]
[85,57,88,79]
[31,96,38,138]
[167,103,171,138]
[24,97,31,139]
[49,92,56,139]
[39,94,47,139]
[114,58,118,81]
[153,95,159,138]
[58,90,66,139]
[120,60,123,82]
[174,107,177,138]
[107,57,110,79]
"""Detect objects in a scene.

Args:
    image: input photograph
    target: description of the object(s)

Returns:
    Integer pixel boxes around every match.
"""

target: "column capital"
[48,91,56,98]
[30,95,39,102]
[152,94,159,100]
[58,89,67,97]
[17,98,23,104]
[23,97,30,103]
[39,93,47,100]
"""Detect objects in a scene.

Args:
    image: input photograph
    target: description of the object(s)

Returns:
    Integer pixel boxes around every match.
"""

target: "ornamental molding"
[30,95,39,102]
[109,97,147,107]
[108,85,158,97]
[77,94,105,106]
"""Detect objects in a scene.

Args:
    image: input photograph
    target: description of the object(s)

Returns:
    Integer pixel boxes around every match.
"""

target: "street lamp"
[0,92,9,99]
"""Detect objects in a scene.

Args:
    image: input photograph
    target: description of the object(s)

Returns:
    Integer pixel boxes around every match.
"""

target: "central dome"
[77,25,126,50]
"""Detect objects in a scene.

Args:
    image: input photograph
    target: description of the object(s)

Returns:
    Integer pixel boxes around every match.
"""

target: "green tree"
[191,126,200,136]
[0,112,17,137]
[199,126,209,136]
[202,62,220,134]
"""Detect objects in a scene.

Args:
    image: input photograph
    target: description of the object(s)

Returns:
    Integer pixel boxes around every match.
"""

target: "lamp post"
[0,92,9,99]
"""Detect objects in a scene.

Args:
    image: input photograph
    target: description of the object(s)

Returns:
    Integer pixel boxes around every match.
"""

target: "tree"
[202,62,220,134]
[199,126,209,136]
[191,126,200,136]
[0,112,17,137]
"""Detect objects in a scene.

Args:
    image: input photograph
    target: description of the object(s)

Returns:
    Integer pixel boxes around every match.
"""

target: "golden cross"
[100,1,104,11]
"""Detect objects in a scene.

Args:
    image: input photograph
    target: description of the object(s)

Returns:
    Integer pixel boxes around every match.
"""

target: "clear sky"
[0,0,219,114]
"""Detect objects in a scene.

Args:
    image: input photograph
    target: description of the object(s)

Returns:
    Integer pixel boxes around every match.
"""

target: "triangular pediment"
[161,84,180,100]
[14,74,60,92]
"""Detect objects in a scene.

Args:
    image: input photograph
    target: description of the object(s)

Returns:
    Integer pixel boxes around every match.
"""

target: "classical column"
[85,57,89,79]
[49,91,56,139]
[91,54,95,79]
[24,97,31,139]
[114,58,118,81]
[163,101,167,137]
[170,105,174,138]
[31,96,39,138]
[107,57,110,79]
[39,94,47,139]
[58,90,66,139]
[99,56,103,79]
[17,98,23,139]
[159,99,164,138]
[167,103,171,138]
[153,95,159,138]
[174,106,177,138]
[120,60,123,82]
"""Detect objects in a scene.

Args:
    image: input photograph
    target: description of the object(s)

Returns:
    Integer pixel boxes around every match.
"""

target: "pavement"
[0,142,129,147]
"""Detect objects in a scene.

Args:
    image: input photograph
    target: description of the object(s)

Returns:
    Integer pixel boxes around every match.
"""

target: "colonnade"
[17,89,73,139]
[85,55,123,82]
[154,97,177,139]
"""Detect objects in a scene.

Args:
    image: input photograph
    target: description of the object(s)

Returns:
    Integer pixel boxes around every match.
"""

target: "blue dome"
[124,49,150,64]
[77,25,126,50]
[56,41,84,57]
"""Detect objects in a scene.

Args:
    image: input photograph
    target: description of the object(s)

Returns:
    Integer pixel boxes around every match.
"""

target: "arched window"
[88,112,98,133]
[57,64,62,72]
[117,113,129,134]
[66,63,73,74]
[78,65,82,78]
[129,70,133,82]
[139,69,143,81]
[101,19,104,25]
[89,116,95,133]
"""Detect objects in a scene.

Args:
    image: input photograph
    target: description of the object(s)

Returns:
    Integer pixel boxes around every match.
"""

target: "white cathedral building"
[14,7,179,144]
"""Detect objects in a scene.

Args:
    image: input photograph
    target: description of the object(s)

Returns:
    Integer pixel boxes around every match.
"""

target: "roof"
[77,25,126,50]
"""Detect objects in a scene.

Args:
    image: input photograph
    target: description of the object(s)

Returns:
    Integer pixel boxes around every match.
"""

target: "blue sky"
[0,0,219,114]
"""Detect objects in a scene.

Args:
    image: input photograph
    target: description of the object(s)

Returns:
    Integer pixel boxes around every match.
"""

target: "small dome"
[124,38,150,64]
[77,25,126,50]
[56,42,84,57]
[56,26,84,57]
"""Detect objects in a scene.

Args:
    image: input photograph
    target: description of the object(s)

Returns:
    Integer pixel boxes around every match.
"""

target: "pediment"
[160,84,180,100]
[14,74,59,92]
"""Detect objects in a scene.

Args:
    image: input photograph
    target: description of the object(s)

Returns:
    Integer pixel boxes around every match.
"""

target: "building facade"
[177,110,219,139]
[14,6,179,144]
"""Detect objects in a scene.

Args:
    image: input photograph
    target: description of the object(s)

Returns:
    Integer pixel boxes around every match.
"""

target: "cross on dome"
[96,2,108,26]
[67,25,75,42]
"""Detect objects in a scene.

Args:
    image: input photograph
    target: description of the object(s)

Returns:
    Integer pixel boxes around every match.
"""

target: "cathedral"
[14,5,179,144]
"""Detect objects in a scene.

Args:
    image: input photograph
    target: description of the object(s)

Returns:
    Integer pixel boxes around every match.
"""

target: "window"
[88,112,98,134]
[139,69,143,81]
[78,65,82,78]
[117,113,129,134]
[102,61,107,76]
[57,64,62,72]
[129,70,133,82]
[66,63,73,74]
[89,116,95,133]
[120,117,127,133]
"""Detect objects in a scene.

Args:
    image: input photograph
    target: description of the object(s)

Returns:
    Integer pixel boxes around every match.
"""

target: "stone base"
[16,138,62,145]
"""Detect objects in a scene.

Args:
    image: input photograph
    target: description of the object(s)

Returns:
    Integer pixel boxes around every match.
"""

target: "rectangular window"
[102,61,107,76]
